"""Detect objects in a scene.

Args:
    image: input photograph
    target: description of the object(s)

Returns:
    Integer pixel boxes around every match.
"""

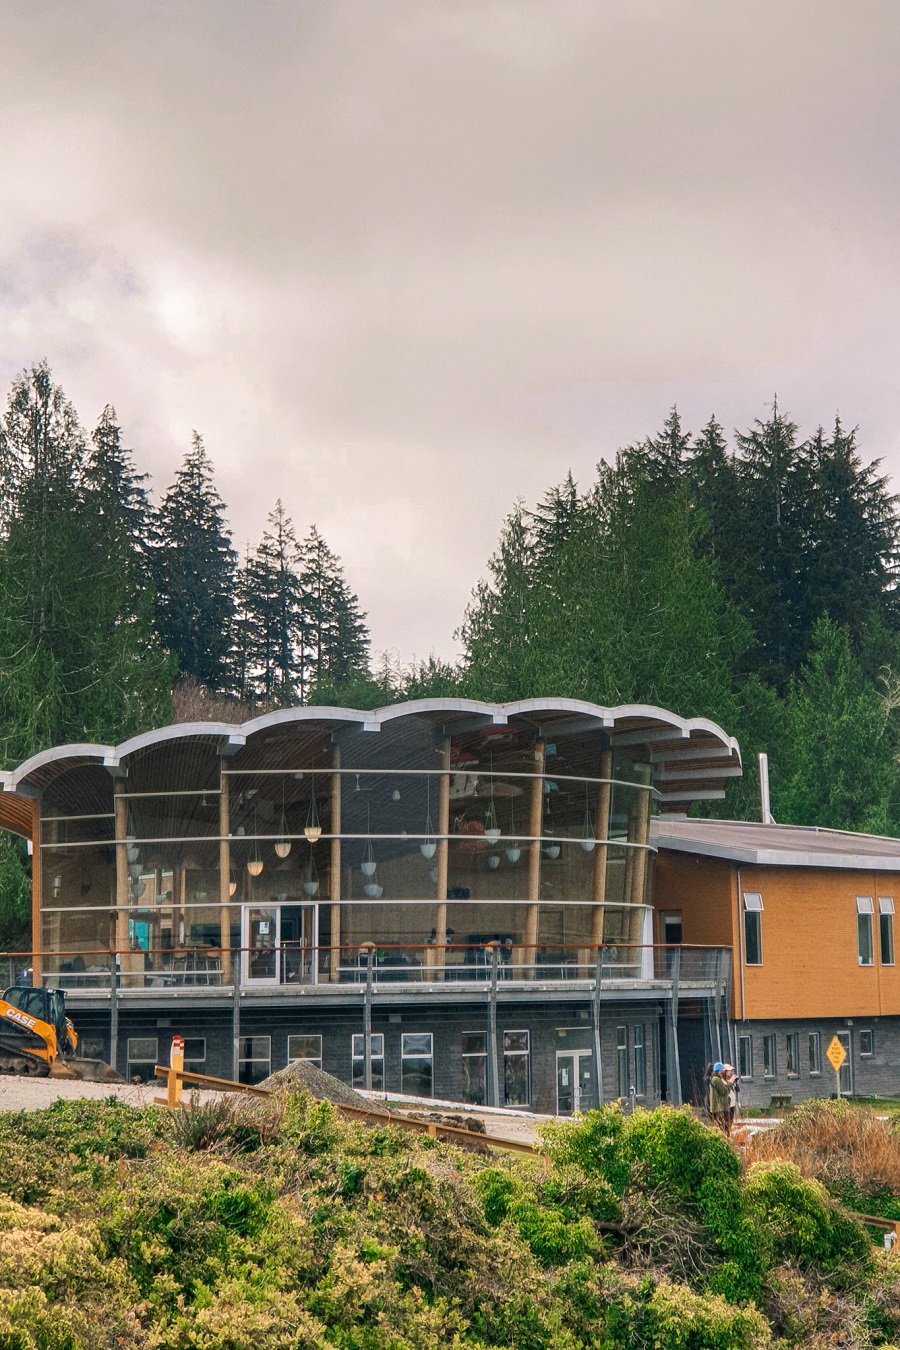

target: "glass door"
[279,904,318,984]
[556,1049,595,1115]
[242,906,279,984]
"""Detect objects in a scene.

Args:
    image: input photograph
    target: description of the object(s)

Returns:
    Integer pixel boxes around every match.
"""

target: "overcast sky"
[1,2,899,662]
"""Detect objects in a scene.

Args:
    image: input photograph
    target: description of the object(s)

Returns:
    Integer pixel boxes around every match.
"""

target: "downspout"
[736,864,745,1022]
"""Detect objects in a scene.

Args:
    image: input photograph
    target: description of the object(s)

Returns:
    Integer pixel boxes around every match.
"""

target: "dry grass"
[744,1099,900,1195]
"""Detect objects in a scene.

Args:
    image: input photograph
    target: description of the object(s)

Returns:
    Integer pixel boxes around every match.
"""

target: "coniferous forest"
[2,363,900,939]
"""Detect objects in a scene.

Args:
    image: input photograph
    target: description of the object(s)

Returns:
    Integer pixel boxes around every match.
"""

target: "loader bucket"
[58,1058,123,1083]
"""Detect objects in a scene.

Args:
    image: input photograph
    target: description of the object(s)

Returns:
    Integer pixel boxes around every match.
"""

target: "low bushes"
[0,1095,895,1347]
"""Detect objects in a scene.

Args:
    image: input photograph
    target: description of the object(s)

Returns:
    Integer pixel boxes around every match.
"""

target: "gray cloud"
[1,1,899,658]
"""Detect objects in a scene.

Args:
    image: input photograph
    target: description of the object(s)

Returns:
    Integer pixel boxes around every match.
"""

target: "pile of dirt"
[262,1059,390,1114]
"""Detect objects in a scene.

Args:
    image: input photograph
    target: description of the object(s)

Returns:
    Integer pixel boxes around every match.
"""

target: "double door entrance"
[556,1049,595,1115]
[242,903,318,985]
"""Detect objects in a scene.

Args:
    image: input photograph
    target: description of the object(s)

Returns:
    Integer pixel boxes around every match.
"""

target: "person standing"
[707,1062,731,1133]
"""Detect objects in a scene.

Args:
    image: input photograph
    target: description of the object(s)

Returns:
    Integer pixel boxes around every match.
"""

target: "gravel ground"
[262,1059,389,1113]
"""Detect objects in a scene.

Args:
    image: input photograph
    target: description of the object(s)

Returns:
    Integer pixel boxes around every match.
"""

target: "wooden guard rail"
[153,1064,543,1157]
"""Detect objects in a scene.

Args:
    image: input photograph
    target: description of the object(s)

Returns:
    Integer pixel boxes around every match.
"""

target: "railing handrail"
[1,941,729,962]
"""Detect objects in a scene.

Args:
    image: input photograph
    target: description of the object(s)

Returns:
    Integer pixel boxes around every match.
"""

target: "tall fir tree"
[0,363,172,764]
[243,501,306,704]
[84,406,156,571]
[299,526,370,701]
[154,432,237,691]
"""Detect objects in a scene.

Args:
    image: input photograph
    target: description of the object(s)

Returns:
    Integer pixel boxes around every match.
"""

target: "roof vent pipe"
[758,752,775,825]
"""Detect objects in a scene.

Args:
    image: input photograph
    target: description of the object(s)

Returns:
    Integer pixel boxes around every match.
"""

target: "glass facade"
[34,710,663,989]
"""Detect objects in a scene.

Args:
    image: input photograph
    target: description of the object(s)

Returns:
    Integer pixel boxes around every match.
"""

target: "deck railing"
[0,943,729,994]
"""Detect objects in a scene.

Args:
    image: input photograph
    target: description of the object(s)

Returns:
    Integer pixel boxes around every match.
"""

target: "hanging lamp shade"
[304,769,322,842]
[247,854,264,877]
[505,800,520,863]
[228,869,238,897]
[303,852,319,897]
[274,808,292,858]
[247,808,264,875]
[420,777,436,857]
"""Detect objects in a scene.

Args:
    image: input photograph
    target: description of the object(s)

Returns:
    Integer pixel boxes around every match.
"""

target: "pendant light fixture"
[420,775,436,859]
[229,867,238,897]
[274,779,292,858]
[484,757,501,840]
[542,794,560,860]
[304,766,322,843]
[247,806,264,876]
[361,803,378,890]
[581,783,596,853]
[505,800,521,864]
[303,850,320,897]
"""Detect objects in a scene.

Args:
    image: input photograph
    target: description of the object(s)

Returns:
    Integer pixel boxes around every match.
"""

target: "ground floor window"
[633,1025,646,1096]
[351,1033,385,1090]
[503,1030,530,1106]
[401,1033,433,1097]
[183,1038,206,1072]
[738,1033,753,1079]
[785,1032,799,1077]
[616,1026,628,1099]
[808,1031,821,1075]
[126,1036,158,1083]
[461,1031,487,1105]
[288,1034,323,1068]
[763,1034,776,1078]
[860,1029,874,1057]
[239,1036,271,1085]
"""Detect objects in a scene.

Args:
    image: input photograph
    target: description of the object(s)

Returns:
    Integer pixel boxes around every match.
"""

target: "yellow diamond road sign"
[826,1036,847,1073]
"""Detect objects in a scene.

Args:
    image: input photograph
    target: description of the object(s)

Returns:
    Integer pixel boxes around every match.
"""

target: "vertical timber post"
[330,746,342,982]
[522,742,545,975]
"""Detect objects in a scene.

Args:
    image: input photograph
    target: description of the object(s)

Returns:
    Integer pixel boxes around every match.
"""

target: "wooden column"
[629,765,652,944]
[219,766,232,985]
[590,749,613,952]
[521,742,545,974]
[30,800,41,984]
[329,746,342,982]
[113,781,138,978]
[434,739,451,974]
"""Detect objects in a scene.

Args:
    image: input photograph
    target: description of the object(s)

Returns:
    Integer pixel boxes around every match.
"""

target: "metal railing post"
[667,946,682,1106]
[232,948,241,1082]
[110,954,119,1078]
[592,944,605,1108]
[361,942,375,1092]
[486,943,500,1108]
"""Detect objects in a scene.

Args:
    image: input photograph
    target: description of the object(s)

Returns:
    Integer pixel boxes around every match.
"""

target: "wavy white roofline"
[2,697,741,793]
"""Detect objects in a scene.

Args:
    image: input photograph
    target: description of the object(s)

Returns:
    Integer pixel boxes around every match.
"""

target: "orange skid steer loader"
[0,987,121,1081]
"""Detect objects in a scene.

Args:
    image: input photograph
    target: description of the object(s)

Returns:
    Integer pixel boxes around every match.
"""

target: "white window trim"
[743,892,764,912]
[808,1031,822,1076]
[857,895,874,914]
[738,1032,753,1080]
[860,1030,874,1057]
[879,896,895,915]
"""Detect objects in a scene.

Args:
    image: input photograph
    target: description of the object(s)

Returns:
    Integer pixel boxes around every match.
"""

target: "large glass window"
[857,896,874,966]
[126,1036,158,1083]
[880,897,895,966]
[738,1033,753,1079]
[352,1033,385,1090]
[633,1025,646,1097]
[461,1032,487,1105]
[808,1032,821,1075]
[785,1032,799,1077]
[743,893,763,965]
[503,1030,530,1106]
[401,1033,433,1097]
[238,1036,271,1085]
[616,1026,629,1098]
[860,1029,874,1057]
[288,1034,322,1068]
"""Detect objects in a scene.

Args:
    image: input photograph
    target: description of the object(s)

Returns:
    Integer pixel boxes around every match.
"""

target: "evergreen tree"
[776,618,896,834]
[243,502,306,704]
[299,527,370,701]
[622,406,691,502]
[458,502,538,701]
[154,433,237,691]
[0,363,172,764]
[687,416,737,567]
[84,406,156,570]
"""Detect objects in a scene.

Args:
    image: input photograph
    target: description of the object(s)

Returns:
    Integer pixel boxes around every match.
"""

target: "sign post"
[168,1035,184,1108]
[825,1035,847,1099]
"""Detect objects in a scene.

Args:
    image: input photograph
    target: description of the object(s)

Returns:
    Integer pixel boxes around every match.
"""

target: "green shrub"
[745,1160,871,1277]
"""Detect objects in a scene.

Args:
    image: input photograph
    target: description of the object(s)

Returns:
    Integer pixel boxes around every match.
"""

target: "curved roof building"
[5,697,740,1107]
